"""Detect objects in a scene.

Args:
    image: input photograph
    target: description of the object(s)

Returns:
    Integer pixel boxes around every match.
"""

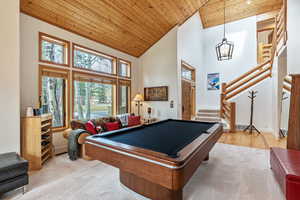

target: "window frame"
[117,79,131,114]
[39,65,71,131]
[39,32,70,67]
[181,60,195,82]
[117,58,132,78]
[72,71,117,120]
[72,43,117,76]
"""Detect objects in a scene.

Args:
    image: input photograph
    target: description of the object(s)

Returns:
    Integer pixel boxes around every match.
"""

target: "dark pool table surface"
[85,119,223,200]
[91,119,217,158]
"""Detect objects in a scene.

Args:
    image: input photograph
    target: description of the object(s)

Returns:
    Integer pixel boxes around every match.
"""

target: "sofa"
[0,152,28,195]
[270,147,300,200]
[63,115,141,160]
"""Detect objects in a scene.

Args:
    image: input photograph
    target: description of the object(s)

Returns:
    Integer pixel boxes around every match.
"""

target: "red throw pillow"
[128,116,141,127]
[85,121,97,135]
[105,121,120,131]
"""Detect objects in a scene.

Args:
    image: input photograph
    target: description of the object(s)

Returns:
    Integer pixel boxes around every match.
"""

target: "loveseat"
[63,115,141,160]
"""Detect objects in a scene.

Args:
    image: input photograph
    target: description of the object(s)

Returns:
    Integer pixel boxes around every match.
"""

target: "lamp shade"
[133,93,143,101]
[216,38,234,61]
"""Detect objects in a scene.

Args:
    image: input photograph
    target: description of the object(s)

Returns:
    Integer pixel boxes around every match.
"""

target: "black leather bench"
[0,152,29,195]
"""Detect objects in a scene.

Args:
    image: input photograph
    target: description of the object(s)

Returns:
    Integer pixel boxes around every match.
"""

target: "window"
[38,34,133,124]
[182,67,192,80]
[73,72,116,121]
[181,61,195,81]
[39,66,70,129]
[118,80,131,114]
[39,33,70,66]
[73,44,116,74]
[118,59,131,77]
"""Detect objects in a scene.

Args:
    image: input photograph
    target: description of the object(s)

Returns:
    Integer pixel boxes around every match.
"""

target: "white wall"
[200,17,274,131]
[20,14,140,153]
[0,0,20,153]
[140,27,179,120]
[178,12,205,117]
[287,0,300,74]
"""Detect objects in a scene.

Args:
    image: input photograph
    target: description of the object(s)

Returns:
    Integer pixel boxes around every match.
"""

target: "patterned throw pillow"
[105,121,120,131]
[85,120,98,135]
[128,116,141,127]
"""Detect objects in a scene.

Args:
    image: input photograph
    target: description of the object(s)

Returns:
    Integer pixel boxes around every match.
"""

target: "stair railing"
[220,1,287,132]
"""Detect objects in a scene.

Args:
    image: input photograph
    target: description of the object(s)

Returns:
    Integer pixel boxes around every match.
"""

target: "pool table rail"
[86,123,222,167]
[85,121,223,200]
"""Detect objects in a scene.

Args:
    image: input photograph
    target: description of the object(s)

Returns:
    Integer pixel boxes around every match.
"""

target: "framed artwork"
[144,86,168,101]
[207,73,220,90]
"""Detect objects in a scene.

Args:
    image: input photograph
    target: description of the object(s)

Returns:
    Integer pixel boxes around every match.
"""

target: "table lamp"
[133,93,143,116]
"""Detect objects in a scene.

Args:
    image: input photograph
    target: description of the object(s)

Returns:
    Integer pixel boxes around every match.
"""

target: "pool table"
[85,119,223,200]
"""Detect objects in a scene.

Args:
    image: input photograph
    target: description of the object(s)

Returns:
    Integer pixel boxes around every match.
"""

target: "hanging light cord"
[223,0,226,39]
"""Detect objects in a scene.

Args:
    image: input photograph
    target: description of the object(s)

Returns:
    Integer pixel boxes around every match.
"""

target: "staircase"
[195,109,221,122]
[220,0,287,133]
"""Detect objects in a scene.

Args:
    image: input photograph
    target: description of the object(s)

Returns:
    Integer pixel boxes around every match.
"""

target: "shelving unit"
[21,114,53,170]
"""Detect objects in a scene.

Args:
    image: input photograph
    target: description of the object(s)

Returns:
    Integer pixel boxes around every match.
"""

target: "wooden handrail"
[225,66,271,95]
[226,60,270,88]
[220,1,286,134]
[226,72,272,100]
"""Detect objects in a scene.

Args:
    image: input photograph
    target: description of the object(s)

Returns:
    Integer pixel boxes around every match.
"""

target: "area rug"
[4,143,284,200]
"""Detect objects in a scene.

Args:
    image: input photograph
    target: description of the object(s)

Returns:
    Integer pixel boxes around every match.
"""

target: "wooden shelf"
[42,129,51,135]
[41,122,51,129]
[42,154,51,164]
[21,114,53,171]
[42,148,50,157]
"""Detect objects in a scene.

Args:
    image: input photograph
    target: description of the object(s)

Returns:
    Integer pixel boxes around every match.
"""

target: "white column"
[0,0,20,153]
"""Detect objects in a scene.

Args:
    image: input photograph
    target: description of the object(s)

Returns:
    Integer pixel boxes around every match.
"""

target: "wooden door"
[182,80,192,120]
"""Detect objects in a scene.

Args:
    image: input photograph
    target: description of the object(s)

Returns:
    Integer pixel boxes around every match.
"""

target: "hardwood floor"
[218,132,287,149]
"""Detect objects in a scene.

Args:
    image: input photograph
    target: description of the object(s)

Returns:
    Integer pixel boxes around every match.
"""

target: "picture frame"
[144,86,168,101]
[207,73,220,90]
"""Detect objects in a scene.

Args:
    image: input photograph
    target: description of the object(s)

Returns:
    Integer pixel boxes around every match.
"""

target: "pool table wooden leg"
[120,170,182,200]
[204,154,209,161]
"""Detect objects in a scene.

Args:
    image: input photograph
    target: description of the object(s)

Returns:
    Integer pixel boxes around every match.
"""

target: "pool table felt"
[92,119,216,158]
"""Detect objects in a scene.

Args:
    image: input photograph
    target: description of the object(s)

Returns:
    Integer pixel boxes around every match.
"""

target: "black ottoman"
[0,152,29,195]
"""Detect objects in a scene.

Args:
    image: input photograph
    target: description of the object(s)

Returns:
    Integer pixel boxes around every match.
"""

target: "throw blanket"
[117,113,130,127]
[68,129,88,161]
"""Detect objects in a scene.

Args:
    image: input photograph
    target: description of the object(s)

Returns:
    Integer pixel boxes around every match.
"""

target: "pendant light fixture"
[216,0,234,61]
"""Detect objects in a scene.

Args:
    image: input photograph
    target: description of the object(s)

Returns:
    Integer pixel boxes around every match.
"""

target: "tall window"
[73,44,116,74]
[118,59,131,78]
[39,33,70,66]
[40,66,69,129]
[73,72,116,121]
[118,80,131,114]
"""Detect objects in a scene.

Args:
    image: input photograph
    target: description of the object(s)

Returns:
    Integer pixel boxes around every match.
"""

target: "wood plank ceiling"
[199,0,283,28]
[21,0,283,57]
[21,0,208,57]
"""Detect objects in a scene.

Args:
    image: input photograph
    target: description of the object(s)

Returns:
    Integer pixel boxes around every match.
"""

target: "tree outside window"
[41,77,65,127]
[74,81,113,121]
[41,40,64,64]
[74,48,114,74]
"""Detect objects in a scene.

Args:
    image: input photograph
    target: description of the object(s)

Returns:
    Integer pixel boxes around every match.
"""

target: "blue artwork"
[207,73,220,90]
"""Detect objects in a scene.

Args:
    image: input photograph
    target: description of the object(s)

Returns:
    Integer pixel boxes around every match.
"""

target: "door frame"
[181,60,196,120]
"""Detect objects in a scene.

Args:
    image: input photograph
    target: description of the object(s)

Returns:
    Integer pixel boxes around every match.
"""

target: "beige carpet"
[3,143,284,200]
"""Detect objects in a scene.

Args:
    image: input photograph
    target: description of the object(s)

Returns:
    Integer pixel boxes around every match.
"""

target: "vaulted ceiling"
[199,0,283,28]
[20,0,208,57]
[20,0,282,57]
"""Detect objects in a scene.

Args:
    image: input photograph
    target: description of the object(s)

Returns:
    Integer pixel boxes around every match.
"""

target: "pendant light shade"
[216,0,234,61]
[216,38,234,61]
